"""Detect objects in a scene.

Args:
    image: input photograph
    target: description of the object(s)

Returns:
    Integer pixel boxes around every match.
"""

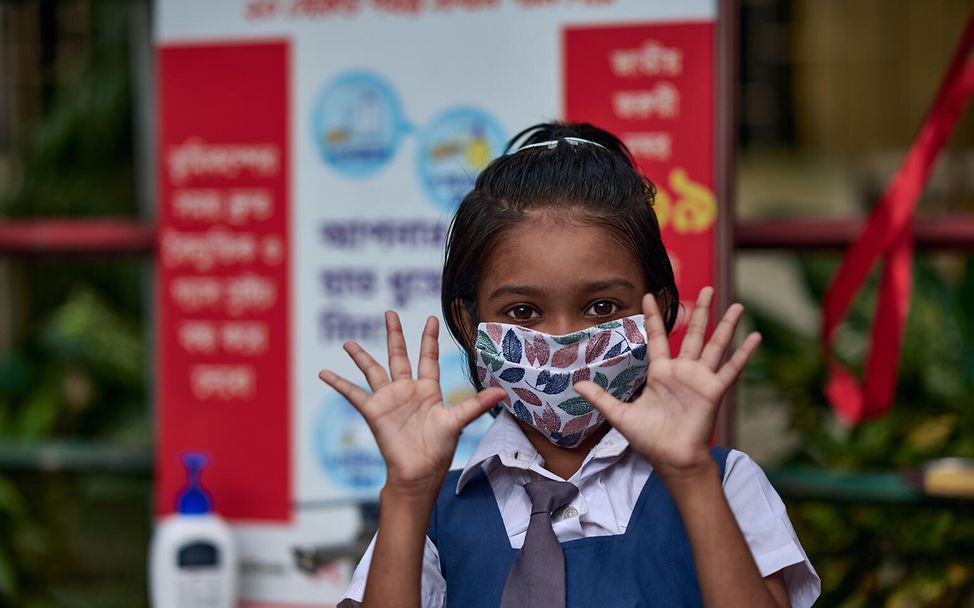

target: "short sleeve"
[339,532,447,608]
[722,450,822,608]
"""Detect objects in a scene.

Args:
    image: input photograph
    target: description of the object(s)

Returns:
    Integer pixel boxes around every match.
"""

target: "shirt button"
[560,506,579,520]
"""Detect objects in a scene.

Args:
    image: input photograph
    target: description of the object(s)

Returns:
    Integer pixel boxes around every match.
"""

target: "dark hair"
[441,121,678,389]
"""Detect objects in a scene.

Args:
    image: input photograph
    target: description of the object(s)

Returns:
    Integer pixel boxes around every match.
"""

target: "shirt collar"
[454,409,631,494]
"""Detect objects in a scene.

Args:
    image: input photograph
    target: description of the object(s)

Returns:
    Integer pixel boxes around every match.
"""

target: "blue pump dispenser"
[176,452,213,515]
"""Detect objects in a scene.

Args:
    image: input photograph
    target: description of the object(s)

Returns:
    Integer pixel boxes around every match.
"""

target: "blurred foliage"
[2,1,136,220]
[743,255,974,607]
[0,1,150,606]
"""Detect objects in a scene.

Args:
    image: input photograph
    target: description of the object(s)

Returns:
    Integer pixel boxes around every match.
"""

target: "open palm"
[575,288,761,477]
[319,312,505,497]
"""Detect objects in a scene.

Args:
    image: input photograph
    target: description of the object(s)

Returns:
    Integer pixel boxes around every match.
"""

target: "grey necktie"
[499,479,580,608]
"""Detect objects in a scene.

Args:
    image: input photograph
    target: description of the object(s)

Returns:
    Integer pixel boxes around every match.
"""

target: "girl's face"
[474,213,649,336]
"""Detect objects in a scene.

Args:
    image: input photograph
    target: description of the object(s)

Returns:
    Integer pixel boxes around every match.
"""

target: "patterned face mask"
[474,315,648,448]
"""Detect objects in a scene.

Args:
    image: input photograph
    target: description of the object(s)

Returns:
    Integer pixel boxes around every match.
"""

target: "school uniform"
[340,409,820,607]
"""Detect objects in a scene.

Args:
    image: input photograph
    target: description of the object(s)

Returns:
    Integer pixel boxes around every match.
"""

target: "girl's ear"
[454,298,478,348]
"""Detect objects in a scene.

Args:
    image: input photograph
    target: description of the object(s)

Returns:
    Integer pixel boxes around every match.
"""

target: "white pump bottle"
[149,452,238,608]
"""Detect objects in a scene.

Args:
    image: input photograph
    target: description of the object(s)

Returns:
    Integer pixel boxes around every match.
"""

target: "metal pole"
[129,0,157,505]
[714,0,739,448]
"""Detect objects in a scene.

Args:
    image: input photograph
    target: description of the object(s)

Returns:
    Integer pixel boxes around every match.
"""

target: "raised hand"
[574,287,761,480]
[319,312,506,500]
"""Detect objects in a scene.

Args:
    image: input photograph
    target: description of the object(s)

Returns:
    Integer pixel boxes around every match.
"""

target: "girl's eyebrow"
[486,278,637,301]
[486,285,545,300]
[577,278,638,292]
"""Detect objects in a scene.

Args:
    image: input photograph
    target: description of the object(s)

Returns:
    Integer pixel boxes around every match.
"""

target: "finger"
[700,303,745,371]
[715,332,762,387]
[343,341,390,390]
[318,369,371,412]
[385,311,413,380]
[678,287,713,360]
[452,387,506,428]
[417,316,440,382]
[574,380,627,428]
[642,293,671,361]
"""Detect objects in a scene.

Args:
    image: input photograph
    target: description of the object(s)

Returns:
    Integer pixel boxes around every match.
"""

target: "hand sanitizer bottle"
[149,452,238,608]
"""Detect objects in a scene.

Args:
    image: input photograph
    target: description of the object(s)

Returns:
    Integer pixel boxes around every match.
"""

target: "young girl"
[320,123,820,608]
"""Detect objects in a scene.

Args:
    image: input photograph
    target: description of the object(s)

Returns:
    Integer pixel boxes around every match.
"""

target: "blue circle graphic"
[416,107,506,211]
[315,389,386,497]
[314,350,493,498]
[311,71,409,178]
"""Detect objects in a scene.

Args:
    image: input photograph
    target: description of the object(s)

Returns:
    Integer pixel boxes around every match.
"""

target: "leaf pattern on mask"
[486,323,503,344]
[611,383,633,399]
[534,405,562,434]
[584,330,611,363]
[475,316,648,448]
[499,367,525,383]
[513,387,542,406]
[562,412,594,435]
[602,353,629,368]
[477,330,499,355]
[502,329,522,363]
[609,366,643,391]
[482,351,505,372]
[552,331,586,345]
[524,338,537,366]
[623,317,645,344]
[557,396,594,416]
[552,431,583,447]
[533,335,549,366]
[537,370,551,387]
[542,373,571,395]
[602,341,624,361]
[512,400,532,424]
[551,342,579,368]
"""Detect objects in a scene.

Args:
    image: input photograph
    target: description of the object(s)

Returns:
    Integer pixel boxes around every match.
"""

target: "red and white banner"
[155,2,722,604]
[565,20,716,344]
[158,41,291,522]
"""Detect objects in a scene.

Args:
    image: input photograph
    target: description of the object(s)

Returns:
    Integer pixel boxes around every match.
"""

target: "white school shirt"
[342,410,821,608]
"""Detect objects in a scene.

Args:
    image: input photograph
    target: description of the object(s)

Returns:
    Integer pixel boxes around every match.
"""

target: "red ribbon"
[822,10,974,424]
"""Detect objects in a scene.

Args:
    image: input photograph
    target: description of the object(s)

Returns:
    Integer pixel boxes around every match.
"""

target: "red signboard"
[564,22,716,343]
[156,41,291,521]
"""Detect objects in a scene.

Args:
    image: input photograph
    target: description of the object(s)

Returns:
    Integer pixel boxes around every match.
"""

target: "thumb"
[575,381,626,427]
[453,387,507,428]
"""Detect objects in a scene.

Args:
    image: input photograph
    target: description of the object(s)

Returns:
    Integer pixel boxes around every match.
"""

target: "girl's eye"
[506,305,540,321]
[586,300,620,317]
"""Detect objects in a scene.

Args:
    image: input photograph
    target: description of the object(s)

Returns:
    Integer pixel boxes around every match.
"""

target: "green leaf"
[596,320,622,329]
[609,366,643,391]
[594,372,609,390]
[557,397,594,415]
[552,331,586,345]
[482,352,504,373]
[611,385,631,399]
[476,330,499,355]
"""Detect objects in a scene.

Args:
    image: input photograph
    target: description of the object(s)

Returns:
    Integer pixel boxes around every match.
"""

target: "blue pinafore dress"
[427,447,731,607]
